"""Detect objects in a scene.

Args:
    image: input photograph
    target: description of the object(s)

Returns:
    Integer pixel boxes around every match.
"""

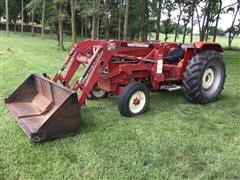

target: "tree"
[51,0,68,50]
[118,0,124,40]
[162,0,175,41]
[174,0,184,42]
[41,0,45,38]
[26,0,39,36]
[102,0,110,39]
[76,0,92,38]
[140,0,149,41]
[155,0,163,41]
[226,3,240,48]
[213,0,222,42]
[180,0,193,43]
[190,0,197,42]
[162,19,175,41]
[5,0,9,36]
[58,1,64,50]
[123,0,129,40]
[200,0,214,41]
[31,7,35,36]
[71,0,76,43]
[195,4,202,40]
[6,0,21,33]
[182,17,190,44]
[0,1,4,17]
[21,0,24,35]
[91,0,100,39]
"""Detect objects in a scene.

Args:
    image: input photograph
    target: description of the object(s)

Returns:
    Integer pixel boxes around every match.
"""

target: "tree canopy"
[1,0,240,49]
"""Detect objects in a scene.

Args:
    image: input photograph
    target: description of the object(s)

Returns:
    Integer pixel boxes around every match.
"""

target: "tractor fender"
[194,42,223,52]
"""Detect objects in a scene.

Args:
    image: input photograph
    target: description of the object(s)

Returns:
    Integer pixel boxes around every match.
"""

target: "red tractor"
[5,40,226,143]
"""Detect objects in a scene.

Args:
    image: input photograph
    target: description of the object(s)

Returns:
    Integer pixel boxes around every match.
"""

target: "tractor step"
[160,85,182,91]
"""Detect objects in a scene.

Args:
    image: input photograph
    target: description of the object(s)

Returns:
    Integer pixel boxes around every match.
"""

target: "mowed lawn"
[0,31,240,179]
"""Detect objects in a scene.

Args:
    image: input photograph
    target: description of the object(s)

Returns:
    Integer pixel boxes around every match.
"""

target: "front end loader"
[5,40,226,143]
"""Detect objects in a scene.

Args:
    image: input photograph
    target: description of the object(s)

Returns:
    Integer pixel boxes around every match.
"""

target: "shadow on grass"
[77,90,187,133]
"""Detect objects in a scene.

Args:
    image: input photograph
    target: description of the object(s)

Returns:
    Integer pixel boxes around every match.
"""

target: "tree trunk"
[21,0,24,35]
[174,8,182,42]
[84,18,88,37]
[123,0,129,40]
[228,5,240,48]
[205,24,210,41]
[70,0,76,43]
[118,14,121,40]
[200,14,207,41]
[55,25,60,46]
[104,0,110,40]
[213,0,222,42]
[182,23,188,44]
[5,0,9,36]
[84,17,88,37]
[91,0,98,39]
[97,15,100,39]
[41,0,45,38]
[183,15,190,44]
[97,1,100,39]
[105,19,109,40]
[81,18,84,37]
[164,32,168,42]
[140,0,149,42]
[200,1,212,41]
[190,4,194,42]
[58,2,64,50]
[228,38,232,49]
[156,0,162,41]
[195,7,201,40]
[14,21,16,33]
[31,8,35,36]
[182,29,186,44]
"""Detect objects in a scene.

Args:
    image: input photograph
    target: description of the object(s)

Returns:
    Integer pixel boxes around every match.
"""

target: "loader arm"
[73,46,112,106]
[52,44,113,107]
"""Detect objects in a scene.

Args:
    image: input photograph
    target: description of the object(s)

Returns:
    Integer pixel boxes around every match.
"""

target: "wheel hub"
[133,98,140,106]
[202,68,214,89]
[129,91,146,114]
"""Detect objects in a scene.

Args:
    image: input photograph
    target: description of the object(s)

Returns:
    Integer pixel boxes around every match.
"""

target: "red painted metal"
[5,39,223,142]
[51,39,223,107]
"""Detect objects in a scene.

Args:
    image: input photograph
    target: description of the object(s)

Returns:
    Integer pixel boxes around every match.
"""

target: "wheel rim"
[92,89,106,98]
[201,63,223,95]
[129,91,146,114]
[202,68,215,89]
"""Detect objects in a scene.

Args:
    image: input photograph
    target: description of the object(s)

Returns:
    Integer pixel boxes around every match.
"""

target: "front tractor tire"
[118,82,150,117]
[183,50,226,104]
[91,86,108,99]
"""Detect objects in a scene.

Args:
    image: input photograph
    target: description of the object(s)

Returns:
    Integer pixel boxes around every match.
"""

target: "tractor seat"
[165,47,185,63]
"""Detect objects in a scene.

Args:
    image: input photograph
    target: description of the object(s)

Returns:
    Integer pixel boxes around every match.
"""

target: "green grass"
[0,31,240,179]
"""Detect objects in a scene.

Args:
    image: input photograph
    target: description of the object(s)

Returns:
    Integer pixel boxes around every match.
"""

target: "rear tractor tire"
[118,82,150,117]
[183,50,226,104]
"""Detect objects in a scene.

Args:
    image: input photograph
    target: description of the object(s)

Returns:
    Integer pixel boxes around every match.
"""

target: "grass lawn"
[0,31,240,179]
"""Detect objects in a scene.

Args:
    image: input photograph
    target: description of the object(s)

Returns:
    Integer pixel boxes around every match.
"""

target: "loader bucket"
[5,74,81,143]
